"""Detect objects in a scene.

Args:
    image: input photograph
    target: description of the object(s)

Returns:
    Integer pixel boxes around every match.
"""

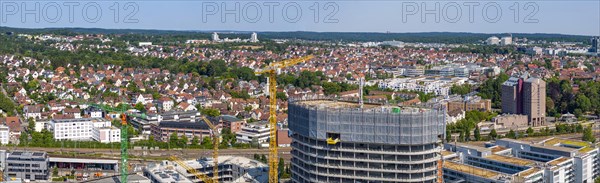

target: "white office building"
[212,32,220,42]
[486,36,500,45]
[50,118,114,142]
[250,32,259,42]
[92,127,121,143]
[501,36,513,45]
[496,138,599,183]
[236,123,270,144]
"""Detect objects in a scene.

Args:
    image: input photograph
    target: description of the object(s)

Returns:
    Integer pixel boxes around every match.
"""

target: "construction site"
[287,98,447,182]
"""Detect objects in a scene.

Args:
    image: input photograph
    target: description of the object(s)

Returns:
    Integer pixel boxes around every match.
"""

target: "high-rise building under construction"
[288,98,446,182]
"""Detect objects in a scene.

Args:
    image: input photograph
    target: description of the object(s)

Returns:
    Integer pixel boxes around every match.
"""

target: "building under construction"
[288,98,446,182]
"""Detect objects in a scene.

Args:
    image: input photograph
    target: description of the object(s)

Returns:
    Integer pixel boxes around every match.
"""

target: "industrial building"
[288,98,446,182]
[143,156,268,183]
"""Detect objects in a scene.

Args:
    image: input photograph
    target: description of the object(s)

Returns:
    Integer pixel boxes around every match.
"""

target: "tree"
[202,136,213,149]
[191,136,200,146]
[278,158,285,175]
[583,126,595,143]
[526,127,534,137]
[52,166,59,176]
[488,129,498,140]
[506,129,517,139]
[474,127,481,141]
[201,108,221,117]
[180,135,189,148]
[169,132,180,148]
[464,129,471,142]
[134,102,146,113]
[28,117,35,131]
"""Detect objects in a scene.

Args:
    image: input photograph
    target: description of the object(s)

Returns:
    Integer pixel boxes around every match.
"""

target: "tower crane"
[200,116,220,183]
[255,55,314,183]
[81,102,146,183]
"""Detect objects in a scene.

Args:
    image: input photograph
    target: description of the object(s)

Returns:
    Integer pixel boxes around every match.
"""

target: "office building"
[590,37,599,53]
[446,95,492,112]
[523,78,546,126]
[454,68,470,77]
[130,110,200,133]
[501,36,513,46]
[236,122,271,144]
[496,138,599,183]
[404,66,425,77]
[443,142,574,183]
[288,99,446,182]
[486,37,500,45]
[150,120,213,143]
[5,151,49,181]
[212,32,220,42]
[502,75,546,126]
[50,118,112,141]
[92,126,121,143]
[143,156,268,182]
[250,32,259,43]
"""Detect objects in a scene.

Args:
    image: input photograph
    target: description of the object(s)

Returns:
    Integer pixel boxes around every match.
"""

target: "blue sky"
[1,0,599,36]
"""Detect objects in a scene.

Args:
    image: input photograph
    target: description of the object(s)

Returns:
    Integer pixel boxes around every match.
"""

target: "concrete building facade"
[288,99,446,182]
[502,75,546,127]
[523,78,546,126]
[5,151,49,181]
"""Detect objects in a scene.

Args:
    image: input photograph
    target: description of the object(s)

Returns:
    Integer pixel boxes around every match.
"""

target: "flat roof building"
[5,151,49,181]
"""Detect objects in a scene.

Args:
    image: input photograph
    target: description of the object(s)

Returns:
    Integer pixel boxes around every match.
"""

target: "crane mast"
[255,55,314,183]
[121,114,128,183]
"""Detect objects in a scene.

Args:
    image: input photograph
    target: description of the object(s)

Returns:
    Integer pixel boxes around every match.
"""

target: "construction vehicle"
[170,156,213,183]
[255,55,314,183]
[200,116,220,183]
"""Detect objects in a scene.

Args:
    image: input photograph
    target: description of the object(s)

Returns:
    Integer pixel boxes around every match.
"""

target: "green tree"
[507,129,517,139]
[474,127,481,141]
[583,126,595,143]
[488,129,498,140]
[201,108,221,117]
[53,166,59,176]
[169,132,180,148]
[202,136,213,149]
[278,158,285,175]
[526,127,534,136]
[191,136,200,146]
[180,135,189,148]
[28,117,35,131]
[134,102,146,113]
